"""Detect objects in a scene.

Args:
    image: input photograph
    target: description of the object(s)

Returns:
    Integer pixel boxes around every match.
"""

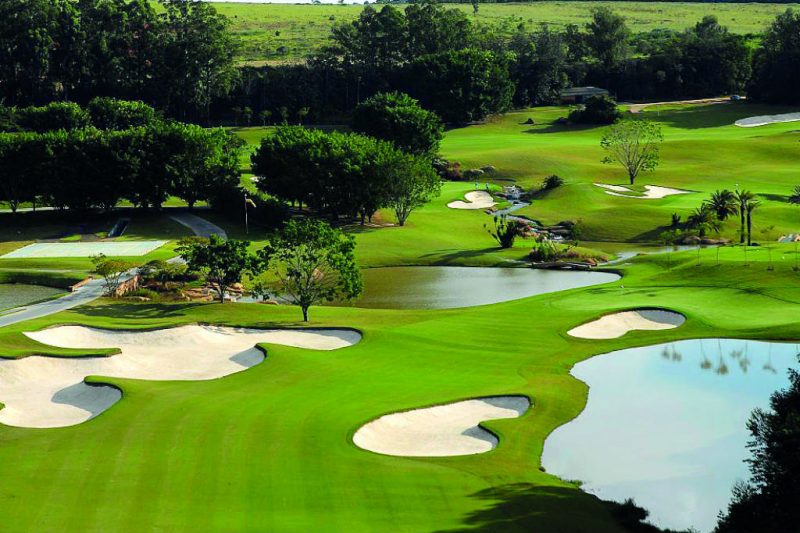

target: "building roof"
[560,86,609,97]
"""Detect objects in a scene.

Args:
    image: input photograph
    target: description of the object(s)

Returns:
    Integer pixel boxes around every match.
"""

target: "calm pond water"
[351,267,619,309]
[542,338,800,532]
[0,284,65,312]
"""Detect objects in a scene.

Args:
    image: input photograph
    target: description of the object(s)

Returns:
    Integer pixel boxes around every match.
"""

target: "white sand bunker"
[594,183,691,199]
[1,325,360,428]
[735,112,800,128]
[568,309,685,339]
[353,396,530,457]
[447,190,497,210]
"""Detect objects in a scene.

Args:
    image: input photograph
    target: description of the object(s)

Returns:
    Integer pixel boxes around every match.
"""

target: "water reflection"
[348,267,619,310]
[542,338,799,532]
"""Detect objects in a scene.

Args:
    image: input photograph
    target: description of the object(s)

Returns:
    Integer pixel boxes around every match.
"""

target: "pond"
[0,284,66,313]
[542,338,800,532]
[351,267,619,309]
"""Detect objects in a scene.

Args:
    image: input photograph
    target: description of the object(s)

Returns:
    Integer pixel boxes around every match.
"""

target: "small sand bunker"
[735,112,800,128]
[447,190,497,210]
[353,396,530,457]
[1,325,360,428]
[594,183,691,199]
[568,309,685,339]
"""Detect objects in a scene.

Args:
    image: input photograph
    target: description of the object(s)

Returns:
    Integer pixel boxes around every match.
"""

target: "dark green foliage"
[87,98,158,130]
[568,95,622,125]
[509,25,570,107]
[789,185,800,204]
[542,175,565,190]
[485,214,525,248]
[177,235,260,303]
[586,7,630,69]
[14,102,90,133]
[252,126,439,225]
[352,91,444,156]
[715,361,800,532]
[705,189,738,221]
[401,48,514,123]
[748,9,800,104]
[258,219,362,321]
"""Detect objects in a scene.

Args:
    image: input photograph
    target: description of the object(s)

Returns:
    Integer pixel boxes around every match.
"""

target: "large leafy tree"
[716,362,800,532]
[402,48,514,123]
[600,120,663,185]
[178,235,260,303]
[509,25,570,107]
[157,0,238,121]
[352,92,444,157]
[748,9,800,104]
[585,7,630,70]
[381,149,441,226]
[258,219,362,322]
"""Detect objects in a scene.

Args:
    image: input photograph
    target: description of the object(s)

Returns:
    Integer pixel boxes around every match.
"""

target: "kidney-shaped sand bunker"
[353,396,530,457]
[0,324,361,428]
[568,309,685,339]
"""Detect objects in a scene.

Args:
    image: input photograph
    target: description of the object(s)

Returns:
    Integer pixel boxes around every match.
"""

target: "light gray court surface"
[1,241,168,258]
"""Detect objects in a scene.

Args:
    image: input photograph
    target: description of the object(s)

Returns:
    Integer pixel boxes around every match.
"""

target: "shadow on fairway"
[433,483,627,532]
[71,302,205,320]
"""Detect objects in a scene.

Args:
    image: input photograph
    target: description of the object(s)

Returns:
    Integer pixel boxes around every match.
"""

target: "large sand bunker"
[1,325,360,428]
[594,183,690,199]
[447,191,497,210]
[353,396,530,457]
[735,112,800,128]
[568,309,685,339]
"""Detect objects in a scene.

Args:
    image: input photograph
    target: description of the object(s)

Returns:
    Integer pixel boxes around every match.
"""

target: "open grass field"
[1,245,799,531]
[208,1,800,63]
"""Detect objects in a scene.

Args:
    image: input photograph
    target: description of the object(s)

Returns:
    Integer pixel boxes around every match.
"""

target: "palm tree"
[735,189,755,244]
[687,205,721,237]
[706,189,737,220]
[745,199,760,246]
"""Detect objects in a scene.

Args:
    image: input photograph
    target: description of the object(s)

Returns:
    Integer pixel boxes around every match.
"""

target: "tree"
[87,98,157,130]
[585,7,630,69]
[383,151,441,226]
[91,254,136,296]
[706,189,738,221]
[745,199,760,246]
[748,9,800,105]
[156,0,238,121]
[509,26,570,107]
[735,189,756,244]
[352,91,444,156]
[568,95,622,125]
[600,120,663,185]
[242,106,253,126]
[485,214,525,249]
[258,219,362,321]
[297,106,310,124]
[177,235,259,303]
[686,205,721,238]
[715,361,800,532]
[789,185,800,204]
[402,48,514,123]
[258,109,272,126]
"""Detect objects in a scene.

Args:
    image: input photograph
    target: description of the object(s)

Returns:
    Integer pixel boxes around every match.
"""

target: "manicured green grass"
[208,2,798,64]
[442,102,800,242]
[0,246,799,531]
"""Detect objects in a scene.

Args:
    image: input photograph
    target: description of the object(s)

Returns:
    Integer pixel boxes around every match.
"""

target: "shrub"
[542,175,564,190]
[485,214,525,248]
[568,95,622,125]
[789,185,800,204]
[529,240,560,262]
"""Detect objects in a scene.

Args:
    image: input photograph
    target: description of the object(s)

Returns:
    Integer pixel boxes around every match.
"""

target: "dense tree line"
[2,1,799,126]
[0,0,236,122]
[225,5,800,123]
[0,100,241,213]
[251,126,440,226]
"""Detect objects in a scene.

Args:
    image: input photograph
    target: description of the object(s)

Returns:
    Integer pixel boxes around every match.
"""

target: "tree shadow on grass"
[418,247,520,264]
[70,302,204,320]
[434,483,683,533]
[433,483,615,533]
